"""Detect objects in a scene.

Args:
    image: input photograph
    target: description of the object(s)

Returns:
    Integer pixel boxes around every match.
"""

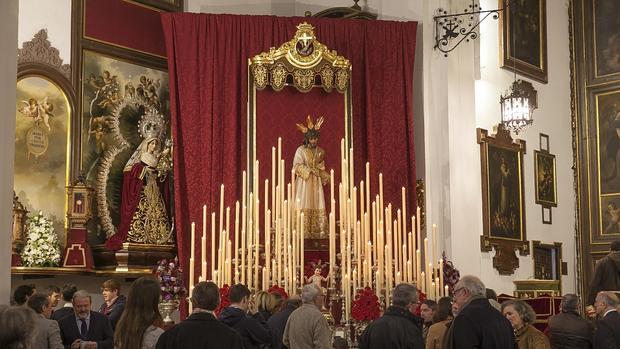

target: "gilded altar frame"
[247,22,354,186]
[570,0,620,302]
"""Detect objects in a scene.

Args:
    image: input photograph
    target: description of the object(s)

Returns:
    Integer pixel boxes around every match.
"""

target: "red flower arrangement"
[351,287,381,322]
[414,288,427,316]
[214,284,230,316]
[268,284,288,300]
[153,256,187,302]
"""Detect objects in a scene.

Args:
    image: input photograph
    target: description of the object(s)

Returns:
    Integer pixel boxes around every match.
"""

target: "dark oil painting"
[488,144,523,240]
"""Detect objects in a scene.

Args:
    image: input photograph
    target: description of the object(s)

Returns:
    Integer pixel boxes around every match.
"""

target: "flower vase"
[158,300,179,325]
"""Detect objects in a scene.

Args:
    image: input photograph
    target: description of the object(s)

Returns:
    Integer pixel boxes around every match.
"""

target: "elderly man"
[444,275,515,349]
[57,290,113,349]
[156,281,243,349]
[359,283,424,349]
[546,293,593,348]
[593,291,620,348]
[27,293,63,349]
[283,284,331,349]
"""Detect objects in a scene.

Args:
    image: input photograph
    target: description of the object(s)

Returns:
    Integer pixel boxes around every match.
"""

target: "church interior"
[1,0,619,346]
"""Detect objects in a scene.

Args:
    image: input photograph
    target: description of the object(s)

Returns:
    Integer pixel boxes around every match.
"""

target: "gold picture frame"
[478,124,529,275]
[534,150,557,207]
[499,0,548,83]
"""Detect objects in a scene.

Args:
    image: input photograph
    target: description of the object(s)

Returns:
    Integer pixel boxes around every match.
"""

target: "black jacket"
[445,297,517,349]
[358,305,424,349]
[547,311,594,349]
[58,311,113,349]
[219,306,272,349]
[587,251,620,305]
[51,306,74,322]
[267,303,298,349]
[99,294,126,330]
[156,312,243,349]
[594,310,620,349]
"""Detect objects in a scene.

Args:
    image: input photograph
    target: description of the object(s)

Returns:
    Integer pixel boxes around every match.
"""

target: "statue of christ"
[293,115,330,239]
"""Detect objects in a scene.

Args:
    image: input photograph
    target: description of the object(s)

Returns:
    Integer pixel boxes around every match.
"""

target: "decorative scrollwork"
[319,65,334,92]
[270,63,288,91]
[18,29,71,80]
[292,69,315,92]
[335,69,349,93]
[249,22,351,94]
[252,65,268,90]
[433,1,504,56]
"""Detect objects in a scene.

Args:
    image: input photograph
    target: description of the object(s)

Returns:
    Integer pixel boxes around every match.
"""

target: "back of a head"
[192,281,220,310]
[485,288,498,301]
[26,293,49,314]
[114,277,163,349]
[13,285,35,306]
[392,283,417,307]
[229,284,251,304]
[597,291,620,308]
[561,294,579,313]
[0,305,37,349]
[301,284,321,304]
[611,240,620,252]
[457,275,486,297]
[284,296,302,310]
[62,284,78,302]
[433,297,453,323]
[255,291,270,312]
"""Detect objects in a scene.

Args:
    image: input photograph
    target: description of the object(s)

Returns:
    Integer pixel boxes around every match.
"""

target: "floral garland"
[21,211,61,267]
[214,284,231,316]
[154,257,187,302]
[268,284,288,300]
[351,287,381,322]
[441,252,461,294]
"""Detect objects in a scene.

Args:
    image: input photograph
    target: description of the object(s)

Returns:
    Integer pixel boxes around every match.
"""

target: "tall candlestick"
[300,213,305,284]
[234,201,239,283]
[271,147,276,223]
[211,212,216,278]
[201,220,207,279]
[190,222,196,290]
[219,184,224,239]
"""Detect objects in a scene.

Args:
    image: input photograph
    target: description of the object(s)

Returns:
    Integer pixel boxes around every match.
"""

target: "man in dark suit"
[156,281,243,349]
[444,275,516,349]
[267,296,301,349]
[593,291,620,349]
[57,290,113,349]
[51,284,77,322]
[547,293,594,348]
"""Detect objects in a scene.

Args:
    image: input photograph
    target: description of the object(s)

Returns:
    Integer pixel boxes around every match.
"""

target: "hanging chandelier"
[500,79,537,135]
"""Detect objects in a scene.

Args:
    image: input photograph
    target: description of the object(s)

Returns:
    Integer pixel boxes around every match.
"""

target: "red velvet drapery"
[161,13,417,312]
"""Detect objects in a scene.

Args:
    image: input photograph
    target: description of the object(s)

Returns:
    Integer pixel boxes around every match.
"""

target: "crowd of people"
[1,241,619,348]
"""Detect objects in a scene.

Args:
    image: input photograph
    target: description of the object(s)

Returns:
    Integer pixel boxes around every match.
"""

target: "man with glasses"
[444,275,516,349]
[358,283,424,349]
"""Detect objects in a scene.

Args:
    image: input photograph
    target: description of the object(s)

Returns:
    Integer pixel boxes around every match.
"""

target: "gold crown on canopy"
[296,115,324,134]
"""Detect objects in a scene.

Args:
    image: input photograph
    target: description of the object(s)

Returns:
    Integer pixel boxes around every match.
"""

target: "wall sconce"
[434,0,508,56]
[500,79,537,134]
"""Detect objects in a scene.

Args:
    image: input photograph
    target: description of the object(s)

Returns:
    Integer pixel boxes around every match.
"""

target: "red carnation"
[214,284,231,316]
[351,287,381,321]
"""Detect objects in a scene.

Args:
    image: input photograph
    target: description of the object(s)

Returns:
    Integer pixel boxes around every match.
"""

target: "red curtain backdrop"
[161,13,417,310]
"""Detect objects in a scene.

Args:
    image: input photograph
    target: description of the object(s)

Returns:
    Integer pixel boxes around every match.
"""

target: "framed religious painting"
[534,150,557,207]
[499,0,548,83]
[128,0,183,12]
[478,124,529,275]
[80,48,172,247]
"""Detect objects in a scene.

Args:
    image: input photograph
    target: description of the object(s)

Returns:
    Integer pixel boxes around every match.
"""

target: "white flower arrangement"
[21,211,61,267]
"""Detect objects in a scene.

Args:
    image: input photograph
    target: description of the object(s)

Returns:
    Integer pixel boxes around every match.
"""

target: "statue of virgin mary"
[105,137,172,250]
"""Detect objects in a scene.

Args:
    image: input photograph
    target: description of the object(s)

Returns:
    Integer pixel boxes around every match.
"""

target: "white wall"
[18,0,71,64]
[433,0,575,294]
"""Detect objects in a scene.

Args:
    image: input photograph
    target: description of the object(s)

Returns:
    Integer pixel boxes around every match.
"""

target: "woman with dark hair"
[114,277,164,349]
[502,299,550,349]
[425,297,453,349]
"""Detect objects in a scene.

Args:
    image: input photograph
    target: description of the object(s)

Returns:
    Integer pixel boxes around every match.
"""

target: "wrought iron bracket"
[433,1,507,56]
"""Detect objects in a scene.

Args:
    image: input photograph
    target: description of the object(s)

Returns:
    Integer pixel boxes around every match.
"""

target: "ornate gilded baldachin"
[250,22,351,93]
